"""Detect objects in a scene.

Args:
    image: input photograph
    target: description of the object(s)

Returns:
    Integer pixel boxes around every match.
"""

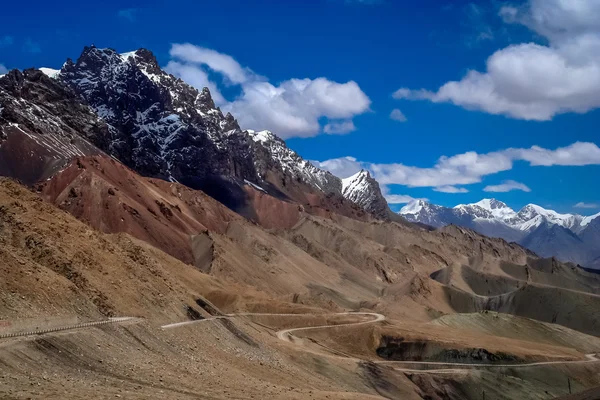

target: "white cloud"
[384,194,422,204]
[508,141,600,166]
[323,120,356,134]
[0,64,7,75]
[395,0,600,120]
[365,150,513,187]
[390,108,407,122]
[166,44,371,138]
[500,0,600,42]
[316,141,600,189]
[434,186,469,193]
[575,202,599,209]
[311,156,362,179]
[484,180,532,193]
[164,61,226,105]
[380,185,426,204]
[169,43,254,85]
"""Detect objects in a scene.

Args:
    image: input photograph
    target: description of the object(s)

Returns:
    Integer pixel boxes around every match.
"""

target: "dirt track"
[162,312,600,373]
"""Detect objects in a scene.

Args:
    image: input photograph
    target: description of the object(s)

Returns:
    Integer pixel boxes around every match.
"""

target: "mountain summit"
[0,46,395,223]
[341,169,391,219]
[400,198,600,267]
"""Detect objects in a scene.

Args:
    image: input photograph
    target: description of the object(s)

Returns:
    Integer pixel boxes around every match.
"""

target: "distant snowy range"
[400,199,600,269]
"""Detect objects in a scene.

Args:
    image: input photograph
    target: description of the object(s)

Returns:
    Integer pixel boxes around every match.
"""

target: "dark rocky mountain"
[0,46,393,223]
[57,46,271,210]
[56,47,386,217]
[0,68,106,184]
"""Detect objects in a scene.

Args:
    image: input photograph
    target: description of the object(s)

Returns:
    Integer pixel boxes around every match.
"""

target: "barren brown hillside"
[2,176,600,399]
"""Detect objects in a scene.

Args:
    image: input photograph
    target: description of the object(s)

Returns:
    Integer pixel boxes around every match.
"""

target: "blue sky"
[1,0,599,214]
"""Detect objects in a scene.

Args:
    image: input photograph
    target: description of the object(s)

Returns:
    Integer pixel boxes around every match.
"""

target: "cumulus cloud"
[0,64,8,75]
[166,44,371,138]
[434,186,469,193]
[316,141,600,189]
[169,44,255,85]
[164,61,226,105]
[574,202,599,209]
[364,150,513,187]
[394,0,600,120]
[323,120,356,134]
[311,156,362,178]
[384,194,422,204]
[484,180,532,193]
[380,185,426,205]
[508,142,600,166]
[390,108,407,122]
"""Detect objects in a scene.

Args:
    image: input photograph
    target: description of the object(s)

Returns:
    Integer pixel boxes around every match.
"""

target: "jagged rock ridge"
[0,45,393,220]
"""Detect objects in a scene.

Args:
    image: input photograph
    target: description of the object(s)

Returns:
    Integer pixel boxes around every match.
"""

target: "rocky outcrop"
[0,69,106,183]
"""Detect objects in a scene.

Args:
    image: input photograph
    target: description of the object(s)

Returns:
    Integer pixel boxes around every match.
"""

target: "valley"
[1,45,599,399]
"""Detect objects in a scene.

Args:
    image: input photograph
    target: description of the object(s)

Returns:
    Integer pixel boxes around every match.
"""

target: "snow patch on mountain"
[342,170,369,197]
[402,198,599,234]
[57,46,347,201]
[582,211,600,228]
[399,198,600,267]
[39,68,60,79]
[516,204,583,231]
[454,199,518,221]
[246,129,341,193]
[399,200,427,215]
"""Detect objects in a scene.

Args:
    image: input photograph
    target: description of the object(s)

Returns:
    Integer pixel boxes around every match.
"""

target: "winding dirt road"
[274,312,386,341]
[3,313,596,374]
[161,312,600,373]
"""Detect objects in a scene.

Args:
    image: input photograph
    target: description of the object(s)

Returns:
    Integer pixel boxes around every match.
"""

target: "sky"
[1,0,599,214]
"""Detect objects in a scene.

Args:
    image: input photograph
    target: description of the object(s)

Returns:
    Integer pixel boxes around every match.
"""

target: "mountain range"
[0,45,597,270]
[0,46,398,225]
[3,44,600,398]
[400,198,600,268]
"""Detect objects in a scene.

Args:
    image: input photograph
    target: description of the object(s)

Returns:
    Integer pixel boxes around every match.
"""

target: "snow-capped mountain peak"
[400,199,430,215]
[516,204,583,231]
[245,129,341,194]
[341,169,369,193]
[453,198,517,221]
[247,129,275,144]
[582,211,600,228]
[473,198,511,211]
[340,169,391,218]
[399,197,600,267]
